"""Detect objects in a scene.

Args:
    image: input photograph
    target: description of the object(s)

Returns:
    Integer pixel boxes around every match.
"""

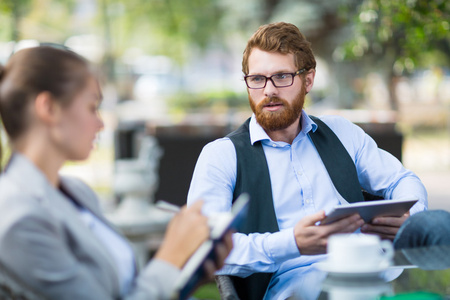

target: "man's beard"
[249,84,306,131]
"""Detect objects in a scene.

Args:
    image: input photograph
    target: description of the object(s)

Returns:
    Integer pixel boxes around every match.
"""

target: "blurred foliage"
[333,0,450,109]
[101,0,225,63]
[0,0,353,62]
[337,0,450,74]
[192,282,220,299]
[0,0,77,42]
[393,268,450,295]
[167,90,248,112]
[1,0,448,109]
[0,124,11,172]
[0,0,30,41]
[2,0,448,71]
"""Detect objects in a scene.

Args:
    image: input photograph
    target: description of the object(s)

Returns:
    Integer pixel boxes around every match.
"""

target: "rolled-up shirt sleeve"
[217,228,300,277]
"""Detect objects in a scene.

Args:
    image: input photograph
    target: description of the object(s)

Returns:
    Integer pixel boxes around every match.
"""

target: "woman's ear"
[34,92,62,125]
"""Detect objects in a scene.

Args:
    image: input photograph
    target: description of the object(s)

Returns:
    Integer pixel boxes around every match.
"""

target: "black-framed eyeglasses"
[244,69,306,89]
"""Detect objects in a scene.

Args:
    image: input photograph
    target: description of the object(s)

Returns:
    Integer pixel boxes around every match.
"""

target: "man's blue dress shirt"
[187,111,427,299]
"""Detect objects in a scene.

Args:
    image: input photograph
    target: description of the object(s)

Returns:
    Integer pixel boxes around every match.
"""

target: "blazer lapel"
[47,181,123,295]
[59,176,139,276]
[59,177,115,229]
[46,185,120,272]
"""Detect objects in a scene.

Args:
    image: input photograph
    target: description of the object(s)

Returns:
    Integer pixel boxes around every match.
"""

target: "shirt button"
[305,199,311,204]
[272,143,277,147]
[297,171,302,176]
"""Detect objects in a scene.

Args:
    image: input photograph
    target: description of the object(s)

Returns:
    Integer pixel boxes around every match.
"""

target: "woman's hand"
[155,201,210,269]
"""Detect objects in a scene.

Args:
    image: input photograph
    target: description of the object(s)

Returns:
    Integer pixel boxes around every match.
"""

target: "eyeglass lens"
[246,73,294,89]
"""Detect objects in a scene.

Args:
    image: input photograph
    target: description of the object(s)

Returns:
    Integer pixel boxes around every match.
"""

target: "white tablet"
[320,198,418,225]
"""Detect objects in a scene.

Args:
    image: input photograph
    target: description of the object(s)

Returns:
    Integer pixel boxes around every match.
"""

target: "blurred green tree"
[5,0,447,110]
[0,0,77,42]
[104,0,224,62]
[336,0,450,109]
[0,0,31,41]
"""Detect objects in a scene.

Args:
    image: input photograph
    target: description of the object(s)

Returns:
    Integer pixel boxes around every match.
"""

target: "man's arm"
[187,139,302,276]
[352,126,426,240]
[322,115,428,241]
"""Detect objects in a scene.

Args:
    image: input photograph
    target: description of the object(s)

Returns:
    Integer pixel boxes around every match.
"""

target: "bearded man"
[187,22,429,300]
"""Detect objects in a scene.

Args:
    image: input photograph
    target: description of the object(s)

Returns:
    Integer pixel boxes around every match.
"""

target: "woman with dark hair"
[0,46,231,299]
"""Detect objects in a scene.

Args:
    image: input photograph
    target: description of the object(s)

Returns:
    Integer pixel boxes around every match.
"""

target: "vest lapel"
[227,118,279,234]
[308,116,364,203]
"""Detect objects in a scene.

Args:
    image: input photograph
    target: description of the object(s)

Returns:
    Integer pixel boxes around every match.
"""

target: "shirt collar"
[249,110,318,145]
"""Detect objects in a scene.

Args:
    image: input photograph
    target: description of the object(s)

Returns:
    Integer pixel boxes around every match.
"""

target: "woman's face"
[53,76,104,161]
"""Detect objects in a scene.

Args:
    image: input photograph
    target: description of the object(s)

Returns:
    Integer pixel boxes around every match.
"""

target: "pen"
[155,200,181,213]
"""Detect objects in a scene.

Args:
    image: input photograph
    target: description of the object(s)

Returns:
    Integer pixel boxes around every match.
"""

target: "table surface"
[297,245,450,300]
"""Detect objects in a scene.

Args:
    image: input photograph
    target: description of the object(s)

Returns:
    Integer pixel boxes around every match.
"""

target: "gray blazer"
[0,154,180,300]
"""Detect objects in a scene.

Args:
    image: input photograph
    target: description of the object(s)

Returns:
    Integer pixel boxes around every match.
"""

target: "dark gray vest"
[226,116,364,300]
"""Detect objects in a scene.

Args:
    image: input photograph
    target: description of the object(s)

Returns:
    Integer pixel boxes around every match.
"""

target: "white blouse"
[78,207,136,296]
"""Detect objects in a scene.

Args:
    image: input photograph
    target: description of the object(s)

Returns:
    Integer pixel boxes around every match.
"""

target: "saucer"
[315,261,390,278]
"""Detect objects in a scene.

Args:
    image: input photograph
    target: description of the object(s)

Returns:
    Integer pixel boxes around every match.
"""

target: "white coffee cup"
[327,233,394,272]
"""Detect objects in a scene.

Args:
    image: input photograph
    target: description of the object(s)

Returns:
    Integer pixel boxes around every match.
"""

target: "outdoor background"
[0,0,449,298]
[3,0,448,209]
[1,0,449,216]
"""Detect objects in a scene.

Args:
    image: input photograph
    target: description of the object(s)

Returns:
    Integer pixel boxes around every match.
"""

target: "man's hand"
[294,211,364,255]
[361,211,410,241]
